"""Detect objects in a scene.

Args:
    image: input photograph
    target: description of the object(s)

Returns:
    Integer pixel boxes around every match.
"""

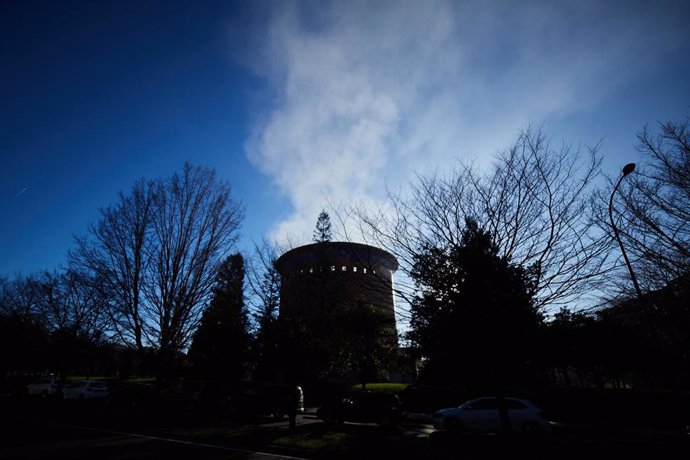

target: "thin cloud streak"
[244,0,688,245]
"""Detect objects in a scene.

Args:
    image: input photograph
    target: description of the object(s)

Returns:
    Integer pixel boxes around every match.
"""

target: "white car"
[26,378,59,397]
[432,396,551,435]
[62,380,109,400]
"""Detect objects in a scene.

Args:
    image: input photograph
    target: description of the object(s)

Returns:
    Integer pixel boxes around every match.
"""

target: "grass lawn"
[168,420,358,454]
[350,383,410,393]
[272,425,353,452]
[166,416,392,455]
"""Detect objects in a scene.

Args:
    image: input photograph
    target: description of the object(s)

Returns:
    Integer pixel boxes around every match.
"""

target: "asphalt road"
[0,397,316,460]
[0,415,310,460]
[2,397,689,460]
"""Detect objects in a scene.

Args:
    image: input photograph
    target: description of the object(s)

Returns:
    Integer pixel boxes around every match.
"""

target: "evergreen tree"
[409,218,542,386]
[313,210,332,243]
[188,253,250,380]
[251,264,282,380]
[339,302,398,389]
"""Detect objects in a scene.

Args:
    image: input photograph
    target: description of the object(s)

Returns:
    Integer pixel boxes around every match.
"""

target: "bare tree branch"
[355,127,607,313]
[72,164,244,361]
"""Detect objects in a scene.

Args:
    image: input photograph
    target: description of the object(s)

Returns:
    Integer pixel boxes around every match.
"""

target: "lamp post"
[608,162,644,301]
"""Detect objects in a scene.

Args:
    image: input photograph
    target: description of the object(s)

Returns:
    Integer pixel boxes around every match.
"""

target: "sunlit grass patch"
[272,429,352,452]
[170,421,356,453]
[350,383,410,393]
[158,415,390,454]
[171,423,276,440]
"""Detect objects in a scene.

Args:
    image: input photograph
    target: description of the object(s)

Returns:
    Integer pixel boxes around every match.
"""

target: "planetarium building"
[275,241,399,333]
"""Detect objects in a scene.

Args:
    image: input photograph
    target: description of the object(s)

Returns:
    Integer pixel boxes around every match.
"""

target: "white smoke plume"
[243,0,687,245]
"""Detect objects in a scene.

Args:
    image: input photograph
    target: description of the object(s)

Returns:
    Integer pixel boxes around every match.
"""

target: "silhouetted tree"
[21,269,110,379]
[0,312,50,376]
[543,302,682,389]
[188,254,250,380]
[0,276,50,375]
[313,210,333,243]
[591,117,690,388]
[339,302,397,389]
[32,270,108,344]
[72,164,244,374]
[72,177,153,351]
[357,127,606,313]
[408,218,542,386]
[246,239,282,380]
[543,308,622,388]
[0,274,42,322]
[616,117,690,290]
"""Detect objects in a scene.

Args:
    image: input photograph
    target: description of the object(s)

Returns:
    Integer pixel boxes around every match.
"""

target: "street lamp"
[608,162,644,301]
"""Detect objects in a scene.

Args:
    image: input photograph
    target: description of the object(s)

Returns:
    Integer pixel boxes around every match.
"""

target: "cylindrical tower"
[275,241,399,332]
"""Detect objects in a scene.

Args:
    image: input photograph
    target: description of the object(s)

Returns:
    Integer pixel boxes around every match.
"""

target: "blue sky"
[2,0,689,278]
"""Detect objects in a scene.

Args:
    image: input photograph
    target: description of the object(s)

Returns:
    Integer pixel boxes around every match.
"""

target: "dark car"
[317,391,404,427]
[158,379,224,411]
[225,382,304,420]
[0,374,38,398]
[105,382,156,408]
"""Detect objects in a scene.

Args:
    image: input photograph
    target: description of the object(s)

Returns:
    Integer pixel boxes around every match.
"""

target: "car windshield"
[469,399,499,410]
[463,398,529,410]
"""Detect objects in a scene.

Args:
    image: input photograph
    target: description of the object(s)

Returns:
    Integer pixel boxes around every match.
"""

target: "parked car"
[317,391,404,427]
[158,379,224,410]
[1,374,38,398]
[431,396,551,435]
[105,382,156,408]
[26,377,60,397]
[62,380,109,400]
[224,382,304,420]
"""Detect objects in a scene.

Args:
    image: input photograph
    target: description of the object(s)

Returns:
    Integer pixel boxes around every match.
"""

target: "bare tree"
[245,238,283,380]
[143,164,244,362]
[29,270,107,343]
[588,118,690,390]
[245,237,282,324]
[73,164,244,365]
[357,127,607,314]
[23,269,110,380]
[616,117,690,289]
[0,276,8,312]
[0,274,40,320]
[0,275,51,376]
[73,178,153,350]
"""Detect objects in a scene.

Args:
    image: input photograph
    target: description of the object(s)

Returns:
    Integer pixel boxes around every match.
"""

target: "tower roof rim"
[275,241,398,273]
